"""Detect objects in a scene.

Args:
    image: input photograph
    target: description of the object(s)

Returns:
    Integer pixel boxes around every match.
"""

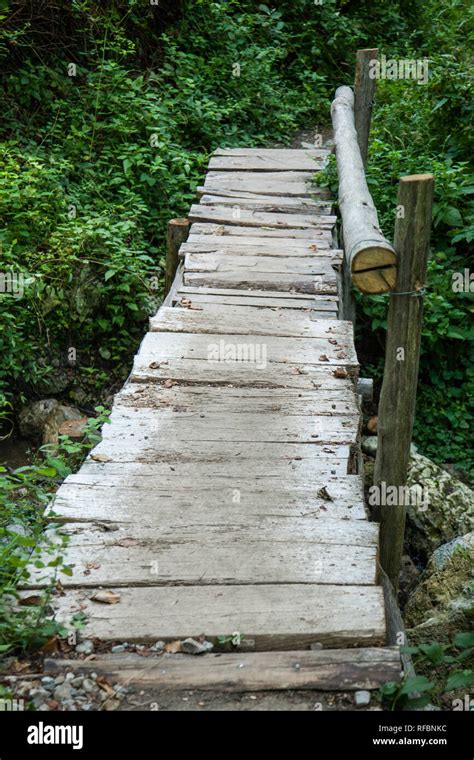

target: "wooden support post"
[375,174,434,591]
[165,218,190,295]
[354,48,378,168]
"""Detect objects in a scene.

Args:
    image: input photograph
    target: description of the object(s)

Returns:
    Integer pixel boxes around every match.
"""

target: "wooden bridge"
[25,55,435,697]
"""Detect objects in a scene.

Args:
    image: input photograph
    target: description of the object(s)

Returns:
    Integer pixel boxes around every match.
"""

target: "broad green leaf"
[454,632,474,649]
[399,676,435,696]
[446,670,474,691]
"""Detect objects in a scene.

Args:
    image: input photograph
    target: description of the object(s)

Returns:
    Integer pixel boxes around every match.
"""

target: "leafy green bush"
[0,1,318,415]
[358,68,473,476]
[0,0,424,416]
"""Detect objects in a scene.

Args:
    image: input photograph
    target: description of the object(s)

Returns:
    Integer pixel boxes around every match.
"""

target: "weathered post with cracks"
[354,49,378,168]
[165,218,190,295]
[375,174,434,591]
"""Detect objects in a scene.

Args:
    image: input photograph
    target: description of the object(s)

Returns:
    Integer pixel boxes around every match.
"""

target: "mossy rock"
[362,439,474,561]
[406,454,474,561]
[405,533,474,644]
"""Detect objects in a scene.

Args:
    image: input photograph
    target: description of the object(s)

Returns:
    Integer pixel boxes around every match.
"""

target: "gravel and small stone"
[2,637,217,711]
[3,632,385,712]
[7,670,128,712]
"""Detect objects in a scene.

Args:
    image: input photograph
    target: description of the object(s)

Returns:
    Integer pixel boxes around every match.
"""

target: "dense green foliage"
[359,0,474,477]
[0,0,472,472]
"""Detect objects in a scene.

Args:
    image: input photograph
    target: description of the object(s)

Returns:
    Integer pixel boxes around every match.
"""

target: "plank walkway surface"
[27,146,400,690]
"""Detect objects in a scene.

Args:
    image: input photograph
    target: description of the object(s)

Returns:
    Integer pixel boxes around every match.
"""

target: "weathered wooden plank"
[130,359,354,388]
[48,583,386,648]
[136,327,355,361]
[50,516,375,551]
[94,417,358,456]
[212,148,328,158]
[85,402,358,465]
[27,524,378,588]
[180,241,337,257]
[44,648,401,691]
[177,284,338,302]
[183,252,338,275]
[61,465,364,503]
[189,223,333,240]
[203,169,318,193]
[183,271,338,294]
[90,427,354,461]
[131,332,357,377]
[198,184,329,200]
[151,305,347,339]
[116,382,357,413]
[208,149,326,172]
[196,185,333,202]
[199,178,329,200]
[200,194,332,215]
[189,205,336,229]
[130,355,356,389]
[50,475,368,523]
[88,443,353,473]
[50,517,378,547]
[50,506,376,544]
[380,568,415,680]
[50,503,367,536]
[114,389,353,420]
[184,253,335,283]
[175,293,338,315]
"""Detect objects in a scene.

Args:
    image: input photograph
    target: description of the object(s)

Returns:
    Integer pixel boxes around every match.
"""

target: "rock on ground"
[405,532,474,643]
[180,638,214,655]
[75,640,94,654]
[406,454,474,560]
[354,690,371,707]
[19,399,83,444]
[362,438,474,560]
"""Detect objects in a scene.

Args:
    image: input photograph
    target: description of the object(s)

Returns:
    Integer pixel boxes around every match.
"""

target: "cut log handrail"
[331,85,397,294]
